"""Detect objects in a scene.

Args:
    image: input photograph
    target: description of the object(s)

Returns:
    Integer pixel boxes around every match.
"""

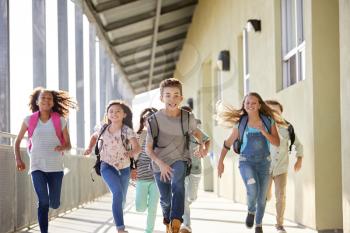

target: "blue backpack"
[233,114,271,154]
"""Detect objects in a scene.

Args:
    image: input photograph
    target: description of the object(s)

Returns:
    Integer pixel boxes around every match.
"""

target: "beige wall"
[340,1,350,233]
[175,0,343,230]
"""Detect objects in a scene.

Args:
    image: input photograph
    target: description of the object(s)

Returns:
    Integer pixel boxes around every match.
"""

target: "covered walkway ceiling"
[84,0,198,95]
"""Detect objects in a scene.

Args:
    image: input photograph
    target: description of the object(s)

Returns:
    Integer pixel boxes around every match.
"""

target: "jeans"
[239,155,271,225]
[135,179,160,233]
[31,170,64,233]
[182,174,201,227]
[101,162,130,230]
[267,173,287,226]
[154,160,186,223]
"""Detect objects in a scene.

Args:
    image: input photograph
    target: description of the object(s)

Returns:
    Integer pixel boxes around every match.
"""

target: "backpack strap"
[238,115,248,142]
[285,120,295,151]
[51,112,65,146]
[180,109,190,150]
[94,124,109,155]
[147,114,160,150]
[260,114,272,134]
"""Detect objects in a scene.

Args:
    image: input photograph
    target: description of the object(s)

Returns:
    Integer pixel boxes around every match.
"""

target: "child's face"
[107,104,126,123]
[244,95,260,114]
[160,87,183,111]
[267,104,282,115]
[37,91,54,111]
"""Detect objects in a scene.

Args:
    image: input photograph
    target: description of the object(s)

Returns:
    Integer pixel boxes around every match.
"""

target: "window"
[281,0,305,88]
[243,28,249,94]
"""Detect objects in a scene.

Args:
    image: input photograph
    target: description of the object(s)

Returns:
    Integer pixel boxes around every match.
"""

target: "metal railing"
[0,131,108,233]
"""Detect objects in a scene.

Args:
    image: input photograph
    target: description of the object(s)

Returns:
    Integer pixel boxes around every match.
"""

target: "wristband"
[223,141,230,150]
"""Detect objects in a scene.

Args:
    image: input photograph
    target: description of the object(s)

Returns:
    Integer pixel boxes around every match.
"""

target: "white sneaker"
[180,225,192,233]
[276,225,287,233]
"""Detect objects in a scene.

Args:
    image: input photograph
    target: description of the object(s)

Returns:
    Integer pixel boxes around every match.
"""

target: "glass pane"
[296,0,304,44]
[288,55,297,86]
[286,0,296,52]
[299,49,305,81]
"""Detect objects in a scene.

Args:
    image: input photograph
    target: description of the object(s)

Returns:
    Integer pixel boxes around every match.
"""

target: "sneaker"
[276,225,287,233]
[170,219,182,233]
[245,213,255,228]
[179,225,192,233]
[255,226,263,233]
[117,230,128,233]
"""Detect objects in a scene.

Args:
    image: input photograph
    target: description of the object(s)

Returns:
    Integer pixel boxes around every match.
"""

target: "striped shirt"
[136,130,154,180]
[24,115,67,174]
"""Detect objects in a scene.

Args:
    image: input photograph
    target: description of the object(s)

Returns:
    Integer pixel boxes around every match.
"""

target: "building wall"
[176,0,343,230]
[340,0,350,233]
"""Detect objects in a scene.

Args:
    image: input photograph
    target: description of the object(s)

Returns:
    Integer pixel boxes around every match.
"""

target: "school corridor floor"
[16,187,317,233]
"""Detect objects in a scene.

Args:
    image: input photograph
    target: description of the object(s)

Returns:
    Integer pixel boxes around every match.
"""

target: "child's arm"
[54,126,71,152]
[258,121,280,146]
[83,133,98,156]
[14,122,28,172]
[293,135,303,172]
[145,141,173,182]
[192,128,206,157]
[127,137,141,158]
[218,127,239,178]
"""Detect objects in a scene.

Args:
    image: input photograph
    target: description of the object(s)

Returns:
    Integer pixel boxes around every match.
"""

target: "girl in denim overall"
[217,92,281,233]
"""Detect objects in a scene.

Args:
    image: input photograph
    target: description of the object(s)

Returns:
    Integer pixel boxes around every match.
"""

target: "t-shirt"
[136,130,154,180]
[98,125,136,170]
[146,110,197,173]
[24,115,67,174]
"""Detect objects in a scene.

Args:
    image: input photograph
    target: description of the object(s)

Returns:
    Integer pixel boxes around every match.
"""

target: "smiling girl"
[216,92,281,233]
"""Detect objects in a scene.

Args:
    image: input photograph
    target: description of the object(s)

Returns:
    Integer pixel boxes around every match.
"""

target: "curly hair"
[216,92,284,128]
[159,78,183,95]
[28,87,78,118]
[136,107,158,134]
[104,100,133,129]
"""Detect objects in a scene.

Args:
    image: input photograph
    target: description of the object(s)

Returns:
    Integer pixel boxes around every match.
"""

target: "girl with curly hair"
[14,87,77,233]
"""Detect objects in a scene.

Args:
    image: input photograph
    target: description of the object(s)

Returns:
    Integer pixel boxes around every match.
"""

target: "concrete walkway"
[17,186,316,233]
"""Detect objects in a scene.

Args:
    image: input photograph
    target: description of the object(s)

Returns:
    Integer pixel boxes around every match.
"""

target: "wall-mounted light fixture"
[217,50,230,71]
[246,19,261,32]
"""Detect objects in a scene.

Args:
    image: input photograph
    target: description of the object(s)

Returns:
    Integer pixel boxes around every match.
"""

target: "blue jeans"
[101,162,130,230]
[31,170,64,233]
[239,155,271,225]
[154,160,186,223]
[135,179,160,233]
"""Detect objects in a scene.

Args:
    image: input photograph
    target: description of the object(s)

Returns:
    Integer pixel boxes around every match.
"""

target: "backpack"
[233,114,271,154]
[147,109,192,175]
[93,124,135,178]
[285,120,296,151]
[27,111,65,152]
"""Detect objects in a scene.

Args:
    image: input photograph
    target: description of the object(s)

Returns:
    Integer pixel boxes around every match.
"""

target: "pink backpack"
[27,111,65,151]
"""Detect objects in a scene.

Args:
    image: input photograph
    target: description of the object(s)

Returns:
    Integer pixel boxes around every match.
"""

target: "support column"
[0,0,10,137]
[75,3,84,148]
[112,68,120,99]
[106,56,112,102]
[312,0,343,231]
[99,46,107,120]
[340,1,350,233]
[57,0,68,91]
[32,0,46,88]
[89,24,96,134]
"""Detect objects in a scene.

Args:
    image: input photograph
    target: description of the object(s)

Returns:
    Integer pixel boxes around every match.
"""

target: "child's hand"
[54,145,66,152]
[83,148,92,156]
[159,161,173,182]
[217,161,224,178]
[130,169,137,181]
[16,159,26,172]
[294,158,302,172]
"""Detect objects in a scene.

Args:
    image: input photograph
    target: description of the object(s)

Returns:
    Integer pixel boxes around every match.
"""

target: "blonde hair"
[159,78,183,95]
[216,92,285,128]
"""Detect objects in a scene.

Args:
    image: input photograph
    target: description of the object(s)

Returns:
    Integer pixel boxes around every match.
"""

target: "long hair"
[216,92,284,128]
[28,87,78,118]
[104,100,133,129]
[137,107,158,134]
